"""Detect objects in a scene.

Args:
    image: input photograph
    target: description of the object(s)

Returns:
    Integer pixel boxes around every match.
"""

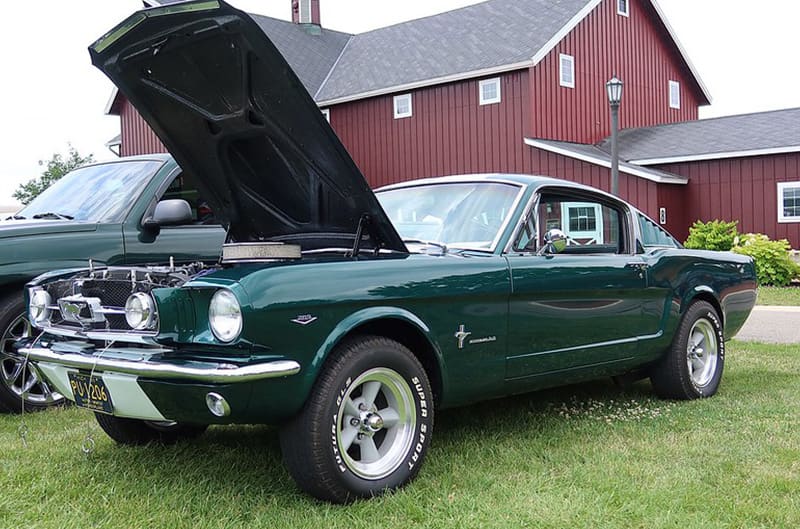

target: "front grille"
[44,278,143,332]
[36,264,208,340]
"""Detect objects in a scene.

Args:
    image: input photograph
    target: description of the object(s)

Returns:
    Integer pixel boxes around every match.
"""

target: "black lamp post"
[606,76,623,196]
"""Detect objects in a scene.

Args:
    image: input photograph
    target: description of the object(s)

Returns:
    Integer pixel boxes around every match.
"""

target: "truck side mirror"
[142,199,193,234]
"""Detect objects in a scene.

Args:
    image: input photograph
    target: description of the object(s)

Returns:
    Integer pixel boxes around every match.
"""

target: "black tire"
[0,291,66,413]
[651,301,725,400]
[280,336,434,503]
[94,413,208,445]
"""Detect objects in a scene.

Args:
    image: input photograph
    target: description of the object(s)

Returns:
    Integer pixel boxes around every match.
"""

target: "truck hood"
[89,0,406,253]
[0,219,98,240]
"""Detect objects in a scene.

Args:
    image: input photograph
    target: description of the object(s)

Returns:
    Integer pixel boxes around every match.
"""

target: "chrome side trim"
[22,347,301,383]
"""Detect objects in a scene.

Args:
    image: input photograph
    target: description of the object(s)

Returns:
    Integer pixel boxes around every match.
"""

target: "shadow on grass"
[75,377,662,506]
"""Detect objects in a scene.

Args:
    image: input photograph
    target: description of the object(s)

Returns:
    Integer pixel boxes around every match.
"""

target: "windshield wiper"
[402,238,448,254]
[6,215,25,220]
[31,212,74,220]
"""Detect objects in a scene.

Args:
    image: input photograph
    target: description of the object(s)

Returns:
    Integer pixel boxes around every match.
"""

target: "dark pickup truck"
[0,154,225,412]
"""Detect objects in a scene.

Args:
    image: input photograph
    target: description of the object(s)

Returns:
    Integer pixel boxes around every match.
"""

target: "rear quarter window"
[638,214,680,249]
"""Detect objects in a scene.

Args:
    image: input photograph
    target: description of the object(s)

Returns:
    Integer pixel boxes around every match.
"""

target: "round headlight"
[29,289,52,325]
[125,292,156,330]
[209,289,242,343]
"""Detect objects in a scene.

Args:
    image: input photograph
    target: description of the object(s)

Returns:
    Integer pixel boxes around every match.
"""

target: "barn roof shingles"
[314,0,589,102]
[596,107,800,162]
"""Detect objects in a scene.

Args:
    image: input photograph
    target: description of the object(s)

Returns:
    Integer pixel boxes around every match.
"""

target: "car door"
[123,168,225,265]
[504,187,661,381]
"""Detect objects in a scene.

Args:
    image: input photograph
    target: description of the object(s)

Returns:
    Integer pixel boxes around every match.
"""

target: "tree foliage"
[13,145,94,205]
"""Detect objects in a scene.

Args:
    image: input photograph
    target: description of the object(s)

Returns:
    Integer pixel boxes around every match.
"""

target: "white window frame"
[559,54,575,88]
[393,93,413,119]
[778,182,800,223]
[479,77,502,106]
[617,0,629,17]
[561,202,603,244]
[669,80,681,109]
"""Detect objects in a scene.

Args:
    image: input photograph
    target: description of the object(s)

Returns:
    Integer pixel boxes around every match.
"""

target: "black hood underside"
[90,0,406,253]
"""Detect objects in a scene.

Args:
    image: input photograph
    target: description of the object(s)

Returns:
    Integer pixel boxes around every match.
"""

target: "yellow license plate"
[68,372,114,414]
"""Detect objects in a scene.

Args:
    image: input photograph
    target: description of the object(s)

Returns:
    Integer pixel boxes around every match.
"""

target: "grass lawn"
[757,285,800,306]
[2,340,798,528]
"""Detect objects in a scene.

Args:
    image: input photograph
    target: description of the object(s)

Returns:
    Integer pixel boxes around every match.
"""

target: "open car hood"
[90,0,406,253]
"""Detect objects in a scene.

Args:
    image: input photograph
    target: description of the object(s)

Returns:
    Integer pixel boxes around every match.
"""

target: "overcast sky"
[1,0,799,207]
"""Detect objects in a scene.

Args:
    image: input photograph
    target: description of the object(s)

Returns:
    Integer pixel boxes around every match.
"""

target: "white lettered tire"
[651,301,725,399]
[280,336,434,503]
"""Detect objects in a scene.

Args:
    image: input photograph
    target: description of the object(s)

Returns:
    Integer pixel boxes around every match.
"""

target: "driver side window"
[537,193,623,254]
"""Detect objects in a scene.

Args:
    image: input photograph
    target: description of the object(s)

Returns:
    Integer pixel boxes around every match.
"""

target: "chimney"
[292,0,321,33]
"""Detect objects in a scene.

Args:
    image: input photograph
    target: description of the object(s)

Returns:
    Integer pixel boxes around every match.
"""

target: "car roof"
[375,173,610,195]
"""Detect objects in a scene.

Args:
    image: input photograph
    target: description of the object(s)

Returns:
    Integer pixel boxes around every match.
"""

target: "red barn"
[108,0,800,247]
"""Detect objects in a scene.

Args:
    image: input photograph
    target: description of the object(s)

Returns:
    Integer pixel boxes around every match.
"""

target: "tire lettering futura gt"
[332,376,353,473]
[332,414,346,473]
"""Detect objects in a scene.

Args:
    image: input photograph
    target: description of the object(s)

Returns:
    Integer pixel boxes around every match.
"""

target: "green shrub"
[733,233,800,286]
[684,219,739,251]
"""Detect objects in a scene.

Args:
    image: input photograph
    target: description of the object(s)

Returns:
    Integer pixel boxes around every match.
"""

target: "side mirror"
[142,199,193,234]
[538,228,568,255]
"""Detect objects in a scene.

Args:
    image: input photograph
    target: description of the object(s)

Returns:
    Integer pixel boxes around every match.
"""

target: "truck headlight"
[29,289,52,325]
[209,289,242,342]
[125,292,157,330]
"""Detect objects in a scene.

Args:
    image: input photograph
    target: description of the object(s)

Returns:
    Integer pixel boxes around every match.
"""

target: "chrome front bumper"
[19,347,301,383]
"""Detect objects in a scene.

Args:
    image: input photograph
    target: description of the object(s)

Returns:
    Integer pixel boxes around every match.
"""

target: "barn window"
[321,108,330,122]
[669,80,681,109]
[560,54,575,88]
[479,78,502,105]
[393,93,413,119]
[778,182,800,222]
[617,0,629,16]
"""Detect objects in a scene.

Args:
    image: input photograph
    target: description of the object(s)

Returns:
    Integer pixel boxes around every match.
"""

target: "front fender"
[309,306,448,389]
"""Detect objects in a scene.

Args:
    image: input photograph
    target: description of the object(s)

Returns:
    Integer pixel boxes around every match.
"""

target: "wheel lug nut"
[358,403,367,411]
[357,433,364,440]
[350,418,359,427]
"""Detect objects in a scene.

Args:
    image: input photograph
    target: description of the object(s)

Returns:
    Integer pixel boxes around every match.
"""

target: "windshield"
[16,161,162,222]
[377,182,522,250]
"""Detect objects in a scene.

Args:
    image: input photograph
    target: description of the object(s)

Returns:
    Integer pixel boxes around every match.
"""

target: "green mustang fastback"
[19,1,756,503]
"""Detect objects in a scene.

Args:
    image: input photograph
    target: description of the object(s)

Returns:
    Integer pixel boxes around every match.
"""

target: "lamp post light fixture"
[606,76,623,196]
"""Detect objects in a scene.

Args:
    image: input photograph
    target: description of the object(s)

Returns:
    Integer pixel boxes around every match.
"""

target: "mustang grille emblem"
[62,302,82,316]
[58,296,106,326]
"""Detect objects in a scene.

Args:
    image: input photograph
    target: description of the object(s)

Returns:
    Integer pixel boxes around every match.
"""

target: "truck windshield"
[15,160,162,223]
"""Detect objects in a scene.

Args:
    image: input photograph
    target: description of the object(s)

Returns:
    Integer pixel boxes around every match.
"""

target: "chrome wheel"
[0,312,63,407]
[336,367,416,480]
[686,318,718,388]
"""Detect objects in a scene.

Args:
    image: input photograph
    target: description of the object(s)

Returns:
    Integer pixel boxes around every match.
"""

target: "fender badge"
[455,324,472,349]
[291,314,318,326]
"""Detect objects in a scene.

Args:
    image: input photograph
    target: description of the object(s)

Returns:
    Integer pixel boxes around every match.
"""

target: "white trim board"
[104,87,120,115]
[524,138,688,185]
[632,145,800,165]
[317,60,532,107]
